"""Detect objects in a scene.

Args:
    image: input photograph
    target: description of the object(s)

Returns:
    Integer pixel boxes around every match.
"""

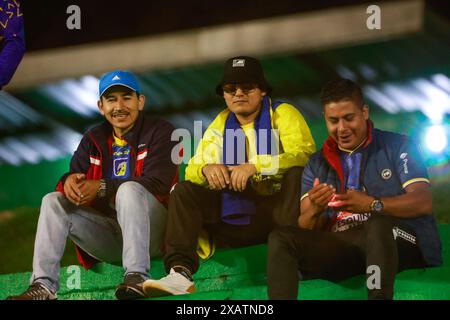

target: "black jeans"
[267,214,426,300]
[164,167,303,274]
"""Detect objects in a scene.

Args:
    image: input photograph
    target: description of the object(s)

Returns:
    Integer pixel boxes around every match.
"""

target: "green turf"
[1,164,448,299]
[1,225,449,300]
[0,207,79,274]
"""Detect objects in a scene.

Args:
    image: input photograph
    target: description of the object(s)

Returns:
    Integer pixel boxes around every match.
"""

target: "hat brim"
[215,81,272,96]
[100,83,138,97]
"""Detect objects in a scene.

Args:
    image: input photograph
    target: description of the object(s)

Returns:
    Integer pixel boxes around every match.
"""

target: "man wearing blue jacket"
[7,70,178,300]
[267,77,442,300]
[0,0,25,90]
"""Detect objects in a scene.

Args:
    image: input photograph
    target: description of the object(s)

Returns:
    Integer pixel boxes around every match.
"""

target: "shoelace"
[25,284,49,300]
[125,273,145,285]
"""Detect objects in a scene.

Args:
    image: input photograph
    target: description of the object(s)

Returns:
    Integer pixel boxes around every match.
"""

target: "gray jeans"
[30,181,167,292]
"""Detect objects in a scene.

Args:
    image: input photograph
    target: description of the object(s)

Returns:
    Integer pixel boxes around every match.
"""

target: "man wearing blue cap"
[7,70,178,300]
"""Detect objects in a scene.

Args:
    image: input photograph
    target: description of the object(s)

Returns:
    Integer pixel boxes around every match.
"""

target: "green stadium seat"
[1,225,448,300]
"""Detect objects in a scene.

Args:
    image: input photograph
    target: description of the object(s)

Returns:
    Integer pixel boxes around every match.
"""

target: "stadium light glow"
[424,125,448,153]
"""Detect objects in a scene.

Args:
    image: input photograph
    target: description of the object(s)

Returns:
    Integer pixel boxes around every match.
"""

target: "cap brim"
[100,83,138,97]
[215,81,272,96]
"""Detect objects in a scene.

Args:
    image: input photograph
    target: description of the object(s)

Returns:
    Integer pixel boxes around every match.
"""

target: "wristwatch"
[97,179,107,198]
[370,196,384,213]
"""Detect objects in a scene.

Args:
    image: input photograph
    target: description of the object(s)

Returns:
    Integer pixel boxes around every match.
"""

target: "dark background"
[22,0,450,52]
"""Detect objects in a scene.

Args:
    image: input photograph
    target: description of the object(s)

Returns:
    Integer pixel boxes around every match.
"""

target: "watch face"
[374,200,383,212]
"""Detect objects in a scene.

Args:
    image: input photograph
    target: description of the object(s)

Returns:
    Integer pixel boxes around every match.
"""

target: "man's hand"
[333,190,374,213]
[77,178,101,205]
[63,173,85,205]
[227,163,256,192]
[298,178,335,230]
[202,164,230,190]
[308,178,336,214]
[63,173,101,206]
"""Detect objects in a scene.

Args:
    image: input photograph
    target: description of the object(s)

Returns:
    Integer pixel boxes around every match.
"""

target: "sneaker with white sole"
[143,268,195,297]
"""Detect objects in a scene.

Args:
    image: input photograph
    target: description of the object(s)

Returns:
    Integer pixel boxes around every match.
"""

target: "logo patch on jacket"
[113,158,129,178]
[400,153,409,174]
[112,143,131,179]
[137,150,148,161]
[381,168,392,180]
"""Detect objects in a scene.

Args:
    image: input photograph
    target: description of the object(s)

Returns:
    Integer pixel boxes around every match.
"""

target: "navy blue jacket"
[55,112,179,269]
[57,113,179,213]
[301,121,442,266]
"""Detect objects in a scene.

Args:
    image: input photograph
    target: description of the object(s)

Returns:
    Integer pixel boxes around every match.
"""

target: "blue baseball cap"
[98,70,141,97]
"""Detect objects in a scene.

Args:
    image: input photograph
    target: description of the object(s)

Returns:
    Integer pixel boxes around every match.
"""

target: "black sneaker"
[6,282,57,300]
[115,272,147,300]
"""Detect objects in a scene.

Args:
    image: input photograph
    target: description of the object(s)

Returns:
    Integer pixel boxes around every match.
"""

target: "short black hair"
[320,77,364,108]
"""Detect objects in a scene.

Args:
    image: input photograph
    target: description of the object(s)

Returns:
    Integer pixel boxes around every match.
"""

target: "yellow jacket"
[186,99,316,188]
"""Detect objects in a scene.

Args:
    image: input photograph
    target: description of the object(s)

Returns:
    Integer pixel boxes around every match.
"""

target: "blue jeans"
[30,181,167,292]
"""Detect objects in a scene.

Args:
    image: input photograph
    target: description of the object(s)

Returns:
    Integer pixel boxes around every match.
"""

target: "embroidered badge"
[113,158,128,177]
[381,169,392,180]
[232,59,245,67]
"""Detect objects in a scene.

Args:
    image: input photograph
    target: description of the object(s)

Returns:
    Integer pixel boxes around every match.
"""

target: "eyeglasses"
[222,83,258,95]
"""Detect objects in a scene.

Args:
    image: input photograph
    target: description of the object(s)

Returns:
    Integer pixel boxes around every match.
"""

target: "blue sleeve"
[0,0,25,88]
[300,160,315,201]
[394,136,430,189]
[300,158,333,221]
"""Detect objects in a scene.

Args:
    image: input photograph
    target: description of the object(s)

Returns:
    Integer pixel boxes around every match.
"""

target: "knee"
[116,181,145,202]
[40,192,67,218]
[268,226,299,250]
[41,192,66,211]
[42,192,63,205]
[283,166,304,181]
[170,181,195,199]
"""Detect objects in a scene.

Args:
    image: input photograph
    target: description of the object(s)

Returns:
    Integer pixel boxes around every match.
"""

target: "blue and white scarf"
[221,96,283,225]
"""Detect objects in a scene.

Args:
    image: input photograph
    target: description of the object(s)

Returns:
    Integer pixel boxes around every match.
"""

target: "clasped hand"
[63,173,101,206]
[202,163,256,192]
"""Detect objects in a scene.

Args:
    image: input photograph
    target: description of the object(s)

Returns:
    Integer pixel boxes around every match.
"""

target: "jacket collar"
[89,112,144,150]
[322,120,373,191]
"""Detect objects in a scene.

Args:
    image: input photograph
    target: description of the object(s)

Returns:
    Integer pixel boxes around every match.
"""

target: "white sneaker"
[143,268,195,297]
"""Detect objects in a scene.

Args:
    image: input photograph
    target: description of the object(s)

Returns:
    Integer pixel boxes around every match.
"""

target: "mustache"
[111,111,129,116]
